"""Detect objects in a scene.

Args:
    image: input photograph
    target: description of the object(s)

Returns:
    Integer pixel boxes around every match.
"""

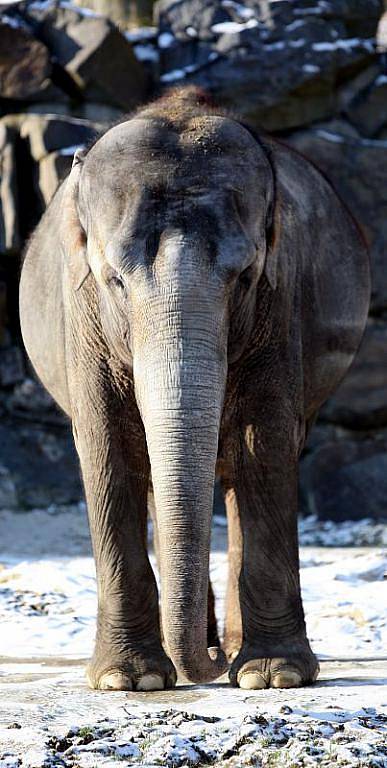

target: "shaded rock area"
[0,0,386,519]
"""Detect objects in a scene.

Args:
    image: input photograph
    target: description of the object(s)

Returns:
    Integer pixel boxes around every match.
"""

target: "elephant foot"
[230,636,319,690]
[86,645,177,691]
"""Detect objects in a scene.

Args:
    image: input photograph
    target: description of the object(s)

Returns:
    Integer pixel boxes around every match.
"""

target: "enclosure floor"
[0,507,385,766]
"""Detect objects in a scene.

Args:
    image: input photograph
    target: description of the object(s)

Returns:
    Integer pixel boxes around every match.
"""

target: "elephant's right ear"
[61,152,90,291]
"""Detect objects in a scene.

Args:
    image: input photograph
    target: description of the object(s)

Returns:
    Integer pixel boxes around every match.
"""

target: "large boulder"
[0,378,82,509]
[0,15,53,101]
[20,113,98,162]
[300,434,387,521]
[19,113,100,204]
[20,1,151,109]
[286,120,387,312]
[155,0,383,130]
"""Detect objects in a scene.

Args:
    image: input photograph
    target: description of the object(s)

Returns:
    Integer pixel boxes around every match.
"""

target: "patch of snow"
[133,44,159,63]
[211,18,258,34]
[125,26,157,43]
[294,5,323,14]
[375,73,387,85]
[27,0,101,13]
[264,40,285,51]
[289,37,306,48]
[60,1,101,17]
[303,63,320,74]
[286,20,305,32]
[160,52,220,83]
[158,31,175,49]
[313,37,375,53]
[221,0,256,20]
[316,129,387,148]
[59,143,86,156]
[0,13,22,28]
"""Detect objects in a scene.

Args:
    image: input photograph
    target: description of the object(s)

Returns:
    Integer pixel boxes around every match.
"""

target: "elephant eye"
[102,265,125,292]
[110,274,125,291]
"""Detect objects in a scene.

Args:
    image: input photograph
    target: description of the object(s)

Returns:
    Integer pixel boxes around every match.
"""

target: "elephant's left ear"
[61,152,90,291]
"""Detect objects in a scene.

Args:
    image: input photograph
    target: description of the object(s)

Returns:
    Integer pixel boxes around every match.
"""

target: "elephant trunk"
[132,293,228,683]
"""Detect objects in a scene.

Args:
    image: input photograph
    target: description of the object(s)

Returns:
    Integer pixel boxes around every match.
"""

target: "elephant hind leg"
[207,579,219,647]
[222,482,243,661]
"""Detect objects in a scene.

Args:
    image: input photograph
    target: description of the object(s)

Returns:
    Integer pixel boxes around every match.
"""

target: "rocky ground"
[0,506,386,767]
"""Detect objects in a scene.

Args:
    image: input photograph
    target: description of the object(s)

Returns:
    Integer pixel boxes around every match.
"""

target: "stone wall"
[0,0,386,519]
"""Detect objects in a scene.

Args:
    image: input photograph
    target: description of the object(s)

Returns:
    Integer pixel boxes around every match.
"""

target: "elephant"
[19,86,370,692]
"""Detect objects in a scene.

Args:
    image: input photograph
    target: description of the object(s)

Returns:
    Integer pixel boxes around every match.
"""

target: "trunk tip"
[178,646,229,684]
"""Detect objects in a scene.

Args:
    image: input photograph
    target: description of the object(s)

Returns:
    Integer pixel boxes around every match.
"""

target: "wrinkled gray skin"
[20,90,370,691]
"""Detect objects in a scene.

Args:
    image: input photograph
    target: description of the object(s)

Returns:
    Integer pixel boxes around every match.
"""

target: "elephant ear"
[61,149,90,291]
[264,194,280,291]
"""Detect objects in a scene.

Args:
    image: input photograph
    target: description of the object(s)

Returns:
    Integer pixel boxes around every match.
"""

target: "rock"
[343,72,387,136]
[0,346,25,387]
[286,121,387,312]
[0,123,20,254]
[0,418,83,508]
[156,0,381,130]
[37,150,73,205]
[0,463,18,510]
[1,377,81,508]
[300,436,387,521]
[125,26,160,80]
[23,1,151,110]
[320,322,387,430]
[7,377,67,426]
[0,16,53,101]
[20,113,99,162]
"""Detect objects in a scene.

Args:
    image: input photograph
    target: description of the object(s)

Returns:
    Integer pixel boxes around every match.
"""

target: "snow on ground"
[0,506,386,766]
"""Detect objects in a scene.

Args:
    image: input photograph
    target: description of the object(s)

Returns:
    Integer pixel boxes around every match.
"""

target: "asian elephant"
[19,87,370,692]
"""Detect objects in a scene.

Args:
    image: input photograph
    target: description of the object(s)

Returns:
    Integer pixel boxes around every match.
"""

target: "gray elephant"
[19,87,370,691]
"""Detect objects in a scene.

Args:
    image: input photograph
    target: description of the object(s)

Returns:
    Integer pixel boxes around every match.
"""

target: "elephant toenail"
[136,673,165,691]
[99,672,133,690]
[271,670,302,688]
[238,671,267,690]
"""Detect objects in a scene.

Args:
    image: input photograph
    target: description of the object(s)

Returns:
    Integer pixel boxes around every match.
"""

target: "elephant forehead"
[82,116,269,191]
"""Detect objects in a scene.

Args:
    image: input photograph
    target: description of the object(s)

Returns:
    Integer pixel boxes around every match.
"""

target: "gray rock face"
[0,16,52,101]
[20,113,98,162]
[156,0,383,130]
[301,436,387,521]
[0,379,82,509]
[21,1,151,109]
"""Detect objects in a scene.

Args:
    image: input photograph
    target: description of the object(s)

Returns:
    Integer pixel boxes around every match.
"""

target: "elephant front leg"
[74,419,176,692]
[229,428,319,690]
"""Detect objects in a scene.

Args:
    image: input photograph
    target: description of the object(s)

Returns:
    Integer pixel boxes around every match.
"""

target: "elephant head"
[60,91,275,683]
